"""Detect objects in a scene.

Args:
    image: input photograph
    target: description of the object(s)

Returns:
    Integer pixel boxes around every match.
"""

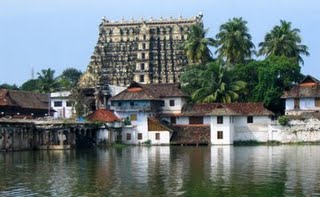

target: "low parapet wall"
[270,119,320,143]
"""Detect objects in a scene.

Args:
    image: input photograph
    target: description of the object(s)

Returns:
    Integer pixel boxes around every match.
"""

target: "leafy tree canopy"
[181,61,247,103]
[0,83,19,90]
[20,79,40,92]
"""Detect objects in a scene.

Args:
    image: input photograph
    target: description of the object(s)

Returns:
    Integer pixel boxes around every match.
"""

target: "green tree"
[258,20,309,65]
[184,24,215,64]
[0,83,19,90]
[181,62,247,103]
[253,56,302,113]
[59,68,83,90]
[215,17,255,65]
[20,79,40,92]
[37,68,59,93]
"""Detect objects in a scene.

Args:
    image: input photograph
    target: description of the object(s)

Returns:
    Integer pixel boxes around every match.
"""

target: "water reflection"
[0,146,320,196]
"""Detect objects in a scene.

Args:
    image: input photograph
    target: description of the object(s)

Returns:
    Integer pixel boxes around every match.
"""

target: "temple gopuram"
[79,14,203,88]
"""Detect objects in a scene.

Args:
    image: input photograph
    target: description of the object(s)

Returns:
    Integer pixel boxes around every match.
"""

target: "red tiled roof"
[110,81,187,101]
[180,102,273,116]
[282,75,320,98]
[86,109,120,122]
[224,102,273,116]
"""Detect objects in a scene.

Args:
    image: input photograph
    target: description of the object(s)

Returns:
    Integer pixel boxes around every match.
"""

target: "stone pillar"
[11,129,15,151]
[19,129,23,150]
[4,129,8,150]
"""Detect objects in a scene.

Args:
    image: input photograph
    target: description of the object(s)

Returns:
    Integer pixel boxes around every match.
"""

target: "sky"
[0,0,319,86]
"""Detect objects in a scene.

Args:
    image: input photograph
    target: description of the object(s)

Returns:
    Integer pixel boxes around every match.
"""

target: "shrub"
[278,115,289,126]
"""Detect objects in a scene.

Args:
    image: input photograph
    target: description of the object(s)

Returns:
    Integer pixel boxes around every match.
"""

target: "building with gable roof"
[282,75,320,115]
[109,81,274,145]
[0,89,54,118]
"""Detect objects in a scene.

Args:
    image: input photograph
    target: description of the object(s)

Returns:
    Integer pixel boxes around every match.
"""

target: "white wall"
[286,98,294,110]
[233,116,271,142]
[210,116,233,145]
[300,98,315,109]
[176,116,189,125]
[51,98,73,119]
[115,111,150,144]
[148,131,171,145]
[161,97,186,113]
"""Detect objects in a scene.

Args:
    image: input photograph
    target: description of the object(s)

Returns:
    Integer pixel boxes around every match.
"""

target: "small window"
[217,131,223,139]
[169,100,175,106]
[54,101,62,107]
[130,114,137,121]
[66,101,72,107]
[143,35,146,40]
[142,43,146,49]
[118,102,122,106]
[217,116,223,124]
[140,75,145,82]
[170,117,176,124]
[189,116,203,125]
[160,101,165,107]
[126,133,131,141]
[130,102,134,106]
[247,116,253,123]
[138,133,143,140]
[140,63,145,70]
[155,133,160,140]
[141,53,145,59]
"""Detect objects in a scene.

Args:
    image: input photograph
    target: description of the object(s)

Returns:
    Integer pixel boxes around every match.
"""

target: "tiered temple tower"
[79,14,203,88]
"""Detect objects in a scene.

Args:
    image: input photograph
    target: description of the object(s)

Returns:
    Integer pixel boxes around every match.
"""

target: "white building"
[161,103,274,145]
[282,75,320,115]
[110,82,274,145]
[50,91,73,119]
[109,82,184,145]
[86,109,123,144]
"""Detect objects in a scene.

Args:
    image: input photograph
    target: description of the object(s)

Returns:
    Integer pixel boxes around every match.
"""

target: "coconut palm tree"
[215,17,255,65]
[183,24,215,64]
[37,68,59,93]
[191,62,247,103]
[258,20,309,65]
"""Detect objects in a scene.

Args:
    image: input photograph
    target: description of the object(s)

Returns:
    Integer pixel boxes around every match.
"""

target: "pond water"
[0,146,320,196]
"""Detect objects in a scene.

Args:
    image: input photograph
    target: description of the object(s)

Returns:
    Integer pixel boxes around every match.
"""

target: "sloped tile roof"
[224,102,273,116]
[0,89,49,110]
[148,117,173,132]
[180,102,273,116]
[110,81,187,101]
[86,109,120,122]
[282,75,320,98]
[171,125,210,144]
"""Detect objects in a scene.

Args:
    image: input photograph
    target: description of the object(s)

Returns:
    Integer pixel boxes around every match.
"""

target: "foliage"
[143,139,151,145]
[70,87,86,117]
[58,68,83,91]
[124,117,131,125]
[252,56,302,113]
[181,61,247,103]
[37,68,59,93]
[0,83,19,90]
[278,115,290,126]
[258,20,309,65]
[20,79,40,92]
[184,24,215,64]
[215,17,255,65]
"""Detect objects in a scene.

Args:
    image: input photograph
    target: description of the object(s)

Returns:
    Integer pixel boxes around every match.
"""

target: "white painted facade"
[285,98,316,111]
[161,97,186,113]
[148,131,171,145]
[50,91,73,119]
[162,115,273,145]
